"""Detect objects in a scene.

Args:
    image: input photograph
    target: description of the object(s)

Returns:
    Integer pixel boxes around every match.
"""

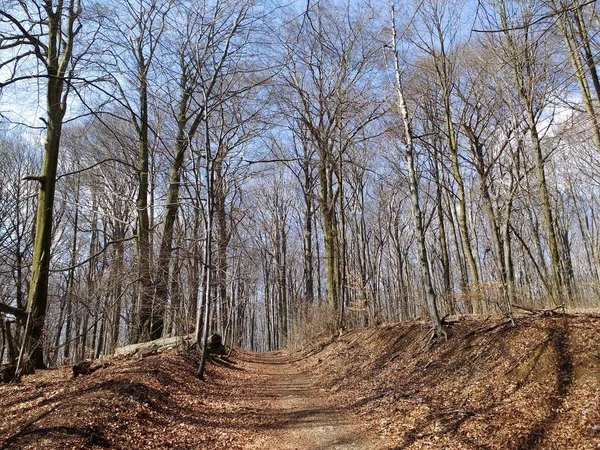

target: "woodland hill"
[1,315,599,449]
[2,0,600,374]
[2,0,599,446]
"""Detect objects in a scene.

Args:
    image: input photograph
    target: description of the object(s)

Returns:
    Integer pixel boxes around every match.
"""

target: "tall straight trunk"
[502,218,515,309]
[153,65,194,340]
[448,192,469,291]
[167,245,182,336]
[249,308,255,351]
[437,83,479,314]
[464,128,509,308]
[5,321,18,364]
[214,155,229,340]
[390,224,408,320]
[95,304,106,359]
[14,165,25,312]
[319,160,339,314]
[83,196,99,360]
[189,205,202,333]
[20,0,81,373]
[110,237,124,352]
[78,309,89,362]
[529,118,563,307]
[359,194,371,325]
[194,228,208,344]
[135,60,153,342]
[263,262,272,351]
[448,118,480,312]
[276,217,288,346]
[432,143,451,301]
[499,3,564,309]
[429,16,479,311]
[63,176,80,361]
[314,203,322,300]
[51,295,67,365]
[73,300,82,362]
[152,133,187,339]
[271,283,278,348]
[392,6,444,338]
[337,142,347,329]
[560,229,576,300]
[0,320,6,365]
[156,10,243,341]
[303,164,314,302]
[90,310,98,359]
[198,104,214,381]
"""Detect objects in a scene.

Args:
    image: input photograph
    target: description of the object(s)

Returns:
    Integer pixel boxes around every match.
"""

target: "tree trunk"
[198,105,215,380]
[303,164,314,302]
[63,176,80,361]
[319,160,339,314]
[464,127,509,310]
[135,52,154,343]
[153,65,193,340]
[214,155,229,341]
[391,6,444,339]
[499,1,564,310]
[432,142,452,305]
[20,0,79,371]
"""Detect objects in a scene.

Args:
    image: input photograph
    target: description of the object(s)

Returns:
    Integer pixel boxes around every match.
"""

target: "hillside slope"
[1,316,599,449]
[301,315,600,449]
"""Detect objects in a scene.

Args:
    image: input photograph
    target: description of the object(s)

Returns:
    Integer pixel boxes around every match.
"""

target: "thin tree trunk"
[392,5,444,339]
[303,164,314,302]
[63,175,80,361]
[432,142,452,304]
[198,102,215,380]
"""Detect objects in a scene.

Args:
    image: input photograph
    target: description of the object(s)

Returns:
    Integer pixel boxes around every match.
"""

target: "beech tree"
[1,0,84,372]
[487,0,565,309]
[155,0,256,341]
[414,0,482,313]
[390,4,444,339]
[96,0,171,341]
[278,1,383,326]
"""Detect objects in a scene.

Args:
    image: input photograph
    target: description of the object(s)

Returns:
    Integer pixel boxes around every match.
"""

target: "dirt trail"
[0,347,390,450]
[235,352,383,450]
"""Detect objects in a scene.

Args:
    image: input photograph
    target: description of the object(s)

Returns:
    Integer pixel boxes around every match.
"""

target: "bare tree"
[1,0,85,372]
[490,0,565,309]
[153,0,255,340]
[97,0,171,341]
[391,4,444,339]
[414,0,481,312]
[278,1,383,325]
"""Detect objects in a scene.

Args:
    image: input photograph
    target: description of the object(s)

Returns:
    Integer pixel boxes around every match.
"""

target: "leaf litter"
[1,316,599,449]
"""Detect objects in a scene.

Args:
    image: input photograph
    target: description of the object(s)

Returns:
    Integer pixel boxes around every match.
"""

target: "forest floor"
[1,315,600,449]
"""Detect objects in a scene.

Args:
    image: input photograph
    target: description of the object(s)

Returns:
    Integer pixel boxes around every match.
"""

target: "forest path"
[233,351,381,450]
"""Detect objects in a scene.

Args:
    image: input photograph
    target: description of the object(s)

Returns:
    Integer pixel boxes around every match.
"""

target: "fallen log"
[114,334,194,357]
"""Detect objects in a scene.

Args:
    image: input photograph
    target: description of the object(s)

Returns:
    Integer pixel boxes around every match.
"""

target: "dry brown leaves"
[300,316,600,449]
[1,316,599,449]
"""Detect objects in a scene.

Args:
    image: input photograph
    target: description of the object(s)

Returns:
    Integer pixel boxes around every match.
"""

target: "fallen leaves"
[1,316,600,449]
